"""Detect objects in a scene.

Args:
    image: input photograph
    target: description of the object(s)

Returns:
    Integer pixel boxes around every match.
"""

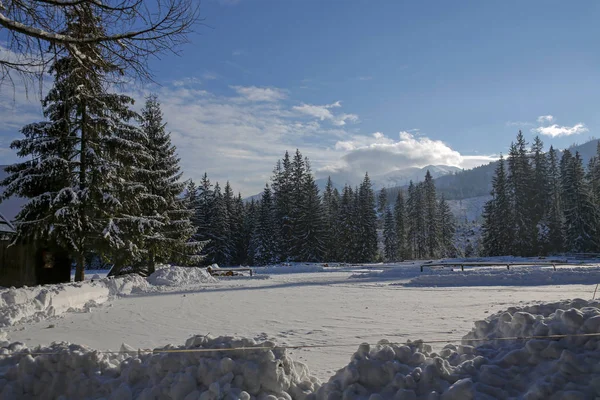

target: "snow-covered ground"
[3,262,600,383]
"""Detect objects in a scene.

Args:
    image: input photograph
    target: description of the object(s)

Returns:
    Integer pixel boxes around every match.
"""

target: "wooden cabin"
[0,212,71,288]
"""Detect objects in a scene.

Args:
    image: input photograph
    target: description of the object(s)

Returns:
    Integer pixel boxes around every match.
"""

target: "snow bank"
[0,274,148,328]
[254,263,325,275]
[147,265,217,287]
[0,335,320,400]
[315,298,600,399]
[406,266,600,287]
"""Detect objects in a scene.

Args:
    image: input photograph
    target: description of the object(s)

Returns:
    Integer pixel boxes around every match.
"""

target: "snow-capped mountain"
[371,165,462,189]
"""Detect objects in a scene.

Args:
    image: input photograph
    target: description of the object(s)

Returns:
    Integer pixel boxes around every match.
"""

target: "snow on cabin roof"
[0,212,15,235]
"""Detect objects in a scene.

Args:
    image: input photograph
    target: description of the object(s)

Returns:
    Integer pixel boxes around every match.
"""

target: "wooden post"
[461,265,464,272]
[507,264,510,270]
[553,264,556,271]
[420,265,423,272]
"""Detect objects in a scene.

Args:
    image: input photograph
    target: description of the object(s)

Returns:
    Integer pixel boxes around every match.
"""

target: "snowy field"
[4,261,600,383]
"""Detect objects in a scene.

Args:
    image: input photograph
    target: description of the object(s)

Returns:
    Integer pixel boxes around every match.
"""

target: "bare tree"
[0,0,200,88]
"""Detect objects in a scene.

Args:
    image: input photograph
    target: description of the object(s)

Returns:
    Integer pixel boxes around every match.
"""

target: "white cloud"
[231,85,287,102]
[293,101,358,126]
[537,115,555,124]
[506,121,534,127]
[531,115,588,137]
[533,123,588,137]
[320,131,497,183]
[232,50,245,57]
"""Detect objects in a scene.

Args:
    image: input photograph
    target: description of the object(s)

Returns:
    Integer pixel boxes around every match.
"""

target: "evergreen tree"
[562,152,598,252]
[139,94,202,272]
[244,199,259,265]
[356,173,378,262]
[414,182,427,259]
[530,136,550,254]
[405,181,417,259]
[323,177,340,261]
[394,191,407,260]
[272,153,293,261]
[339,185,357,262]
[230,194,247,265]
[377,188,388,218]
[438,195,455,257]
[203,183,231,265]
[296,172,326,261]
[251,185,277,265]
[546,146,564,253]
[423,170,439,258]
[507,131,535,256]
[195,173,213,260]
[290,150,307,260]
[482,155,513,256]
[1,7,152,281]
[383,208,397,261]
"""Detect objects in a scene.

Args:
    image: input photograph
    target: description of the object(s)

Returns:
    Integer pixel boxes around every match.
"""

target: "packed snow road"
[5,269,597,379]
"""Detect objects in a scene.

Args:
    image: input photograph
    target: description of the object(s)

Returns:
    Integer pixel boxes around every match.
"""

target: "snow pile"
[0,274,149,328]
[406,266,600,287]
[0,335,320,400]
[254,263,325,275]
[315,298,600,399]
[147,265,217,287]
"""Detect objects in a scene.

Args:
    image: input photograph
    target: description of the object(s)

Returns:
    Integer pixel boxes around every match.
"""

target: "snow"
[0,335,320,400]
[3,297,600,398]
[0,266,217,329]
[406,266,600,287]
[147,265,217,287]
[315,299,600,399]
[0,274,148,328]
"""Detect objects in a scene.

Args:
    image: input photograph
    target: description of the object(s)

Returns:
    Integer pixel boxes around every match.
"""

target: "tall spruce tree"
[438,195,455,258]
[356,173,378,262]
[1,6,153,281]
[405,181,417,259]
[339,185,357,262]
[507,131,535,256]
[296,172,326,261]
[290,150,307,260]
[272,153,293,261]
[251,185,277,265]
[482,155,513,256]
[562,152,598,252]
[546,146,564,253]
[394,191,407,260]
[139,95,202,272]
[323,177,340,261]
[383,208,397,261]
[530,136,550,254]
[203,182,231,265]
[423,170,439,258]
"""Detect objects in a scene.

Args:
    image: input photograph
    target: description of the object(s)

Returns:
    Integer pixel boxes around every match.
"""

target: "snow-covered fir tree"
[546,146,564,253]
[423,171,439,258]
[383,208,397,261]
[438,195,456,257]
[296,171,326,261]
[251,185,277,265]
[322,177,340,261]
[355,174,378,262]
[482,155,513,256]
[202,182,231,265]
[2,6,153,281]
[507,131,535,256]
[394,191,407,260]
[138,95,202,272]
[562,151,598,252]
[530,136,550,254]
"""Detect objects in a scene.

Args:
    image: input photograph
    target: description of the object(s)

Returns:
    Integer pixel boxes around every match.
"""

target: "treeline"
[187,155,456,265]
[379,172,456,261]
[483,131,600,256]
[1,10,201,281]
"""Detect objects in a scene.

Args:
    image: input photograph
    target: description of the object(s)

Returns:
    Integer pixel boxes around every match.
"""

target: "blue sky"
[2,0,600,195]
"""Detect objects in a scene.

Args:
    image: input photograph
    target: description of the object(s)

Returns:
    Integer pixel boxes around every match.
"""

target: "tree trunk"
[75,254,85,282]
[148,251,156,275]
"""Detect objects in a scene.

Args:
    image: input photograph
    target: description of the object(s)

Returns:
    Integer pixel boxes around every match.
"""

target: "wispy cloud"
[293,101,359,126]
[232,50,245,57]
[506,121,534,127]
[537,115,555,124]
[231,85,288,102]
[357,76,373,81]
